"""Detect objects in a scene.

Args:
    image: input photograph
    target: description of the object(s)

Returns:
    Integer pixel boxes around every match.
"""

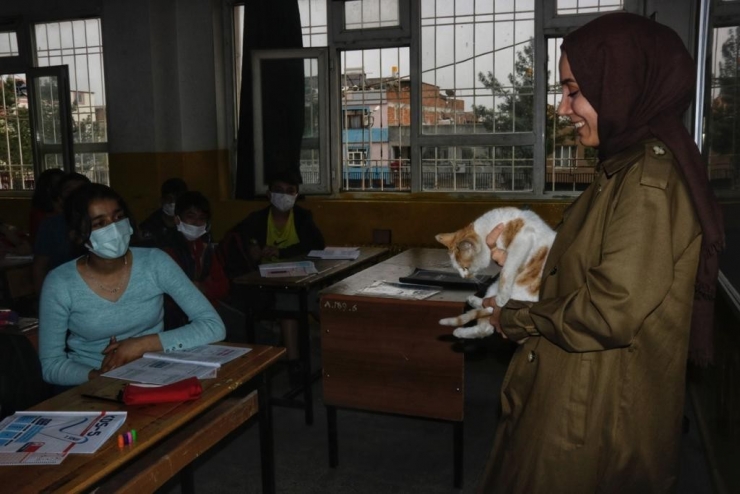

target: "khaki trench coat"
[479,140,702,494]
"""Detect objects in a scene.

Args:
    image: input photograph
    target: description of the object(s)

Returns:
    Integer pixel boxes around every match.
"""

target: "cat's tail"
[439,307,493,327]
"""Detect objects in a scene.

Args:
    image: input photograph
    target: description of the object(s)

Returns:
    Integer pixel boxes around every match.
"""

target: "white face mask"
[162,202,176,217]
[176,219,208,241]
[270,192,296,212]
[87,218,133,259]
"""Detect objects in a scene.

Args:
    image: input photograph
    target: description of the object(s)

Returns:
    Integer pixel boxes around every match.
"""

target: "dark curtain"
[236,0,305,199]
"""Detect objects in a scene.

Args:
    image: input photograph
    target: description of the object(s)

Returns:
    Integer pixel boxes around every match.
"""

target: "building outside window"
[235,1,720,196]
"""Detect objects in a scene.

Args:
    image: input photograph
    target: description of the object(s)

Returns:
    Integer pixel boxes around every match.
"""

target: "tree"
[0,77,33,171]
[473,41,572,159]
[708,26,740,161]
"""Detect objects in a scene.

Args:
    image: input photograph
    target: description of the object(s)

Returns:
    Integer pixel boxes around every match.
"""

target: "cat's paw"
[467,295,484,308]
[453,324,495,339]
[439,316,457,326]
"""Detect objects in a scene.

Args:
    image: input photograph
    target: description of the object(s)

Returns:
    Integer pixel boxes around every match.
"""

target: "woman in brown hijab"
[479,12,724,493]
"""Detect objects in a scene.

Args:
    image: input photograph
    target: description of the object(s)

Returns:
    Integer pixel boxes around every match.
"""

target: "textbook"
[307,247,360,260]
[102,345,251,385]
[259,260,317,278]
[0,411,127,465]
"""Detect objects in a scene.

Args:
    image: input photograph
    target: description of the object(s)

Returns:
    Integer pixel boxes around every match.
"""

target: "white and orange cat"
[436,207,555,339]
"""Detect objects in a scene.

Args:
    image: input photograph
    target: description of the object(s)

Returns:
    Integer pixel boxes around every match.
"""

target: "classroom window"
[0,74,33,190]
[344,0,400,30]
[233,0,649,196]
[0,31,18,58]
[34,18,109,185]
[706,25,740,193]
[341,48,408,191]
[556,0,623,15]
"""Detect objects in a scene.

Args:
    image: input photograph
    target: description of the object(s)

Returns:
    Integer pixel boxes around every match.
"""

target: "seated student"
[221,170,325,277]
[139,177,188,248]
[220,170,324,379]
[163,191,229,327]
[38,183,225,386]
[32,172,91,295]
[29,168,65,242]
[0,220,32,257]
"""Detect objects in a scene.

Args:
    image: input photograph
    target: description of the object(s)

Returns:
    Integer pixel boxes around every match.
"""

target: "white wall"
[0,0,229,155]
[103,0,226,154]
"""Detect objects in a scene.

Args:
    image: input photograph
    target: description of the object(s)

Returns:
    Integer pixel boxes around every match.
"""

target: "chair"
[0,332,51,419]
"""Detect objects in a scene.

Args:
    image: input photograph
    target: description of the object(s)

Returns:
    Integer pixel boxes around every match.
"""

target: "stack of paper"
[259,260,318,277]
[0,411,127,465]
[307,247,360,260]
[356,280,441,300]
[102,344,252,385]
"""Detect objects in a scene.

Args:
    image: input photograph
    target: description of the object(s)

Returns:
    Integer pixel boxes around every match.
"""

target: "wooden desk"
[0,344,285,494]
[233,247,389,425]
[320,248,496,488]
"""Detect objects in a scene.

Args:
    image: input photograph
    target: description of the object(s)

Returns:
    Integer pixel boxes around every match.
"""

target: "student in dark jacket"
[220,170,324,383]
[221,171,325,278]
[139,178,188,248]
[163,191,229,329]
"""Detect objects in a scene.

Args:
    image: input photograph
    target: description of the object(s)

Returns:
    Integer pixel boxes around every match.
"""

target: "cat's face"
[436,223,491,279]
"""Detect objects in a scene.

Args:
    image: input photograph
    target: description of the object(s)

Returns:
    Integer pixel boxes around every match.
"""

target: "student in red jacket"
[163,191,228,328]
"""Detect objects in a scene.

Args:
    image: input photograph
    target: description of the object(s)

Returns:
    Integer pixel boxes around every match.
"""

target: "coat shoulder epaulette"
[640,141,673,190]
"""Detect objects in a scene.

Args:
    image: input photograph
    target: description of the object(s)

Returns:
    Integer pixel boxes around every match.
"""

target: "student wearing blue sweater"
[39,183,225,386]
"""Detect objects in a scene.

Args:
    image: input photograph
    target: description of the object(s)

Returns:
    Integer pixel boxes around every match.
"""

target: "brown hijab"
[562,13,725,365]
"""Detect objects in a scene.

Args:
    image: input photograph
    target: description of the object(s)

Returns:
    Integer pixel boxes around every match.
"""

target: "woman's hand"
[486,223,507,266]
[88,368,101,380]
[100,334,162,373]
[482,297,505,338]
[482,297,529,345]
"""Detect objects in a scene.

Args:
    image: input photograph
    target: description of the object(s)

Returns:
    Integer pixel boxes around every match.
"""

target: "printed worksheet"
[0,411,127,465]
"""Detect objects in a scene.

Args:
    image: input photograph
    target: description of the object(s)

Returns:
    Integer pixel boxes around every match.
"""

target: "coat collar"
[600,139,659,178]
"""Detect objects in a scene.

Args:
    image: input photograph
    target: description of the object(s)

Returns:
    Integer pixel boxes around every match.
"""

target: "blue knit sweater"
[39,247,226,385]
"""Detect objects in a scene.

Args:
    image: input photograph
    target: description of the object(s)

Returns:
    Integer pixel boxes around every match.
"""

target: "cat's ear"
[436,233,456,248]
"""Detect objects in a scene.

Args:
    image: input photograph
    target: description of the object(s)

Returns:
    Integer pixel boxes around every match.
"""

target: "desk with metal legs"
[320,248,497,488]
[233,247,389,425]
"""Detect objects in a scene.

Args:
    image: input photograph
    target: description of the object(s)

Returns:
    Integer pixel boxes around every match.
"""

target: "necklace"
[84,254,130,294]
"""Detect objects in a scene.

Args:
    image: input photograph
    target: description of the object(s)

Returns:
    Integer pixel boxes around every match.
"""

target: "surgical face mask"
[177,219,208,241]
[162,202,176,217]
[270,192,296,212]
[87,218,133,259]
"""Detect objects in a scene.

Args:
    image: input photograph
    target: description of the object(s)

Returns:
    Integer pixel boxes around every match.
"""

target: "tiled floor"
[161,325,714,494]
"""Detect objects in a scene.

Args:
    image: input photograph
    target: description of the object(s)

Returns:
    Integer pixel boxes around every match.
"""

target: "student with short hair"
[163,191,229,328]
[220,170,324,383]
[139,177,188,248]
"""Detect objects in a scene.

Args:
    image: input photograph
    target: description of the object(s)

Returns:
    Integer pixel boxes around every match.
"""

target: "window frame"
[25,65,76,175]
[699,0,740,200]
[251,47,330,194]
[0,15,109,194]
[329,0,412,45]
[238,0,651,197]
